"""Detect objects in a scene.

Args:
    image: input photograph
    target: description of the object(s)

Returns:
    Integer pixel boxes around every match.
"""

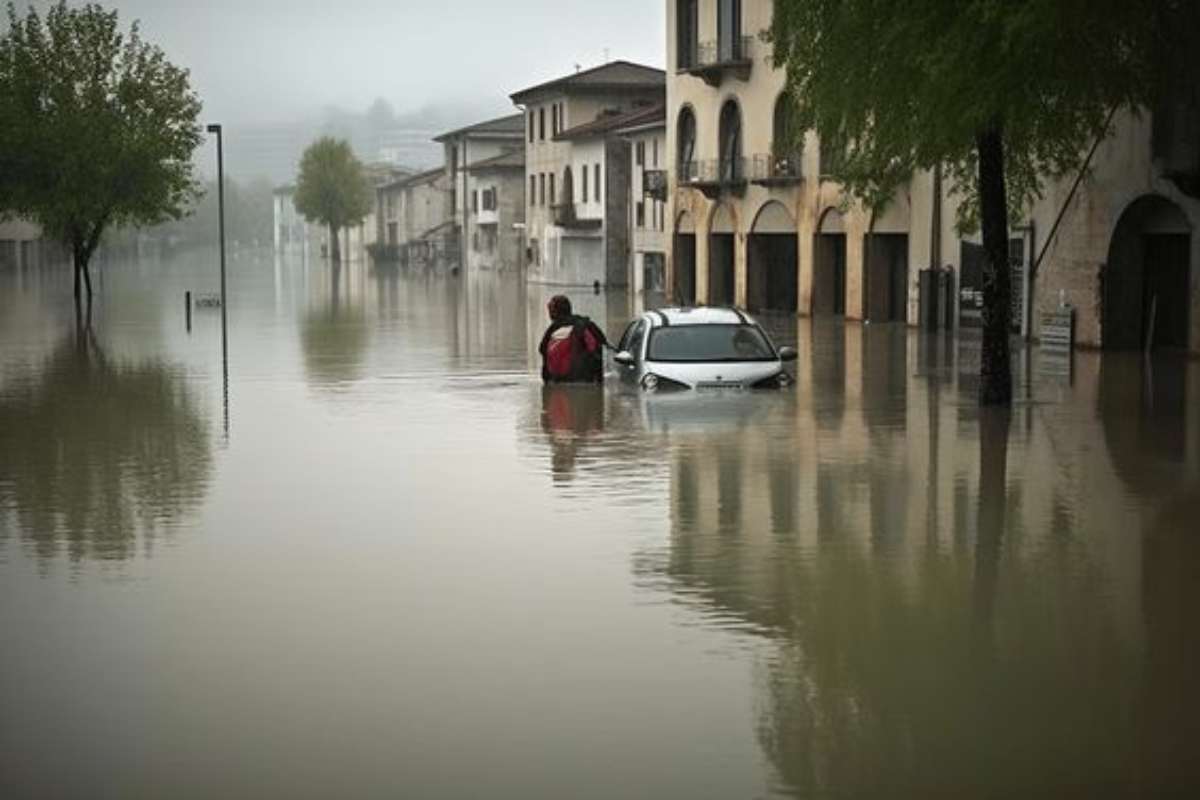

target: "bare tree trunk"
[976,123,1013,406]
[329,224,341,265]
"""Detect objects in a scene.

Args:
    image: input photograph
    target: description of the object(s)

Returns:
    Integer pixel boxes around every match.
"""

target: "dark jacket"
[538,314,609,383]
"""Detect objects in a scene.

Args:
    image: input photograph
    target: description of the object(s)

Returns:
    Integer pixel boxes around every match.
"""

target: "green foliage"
[293,137,372,232]
[767,0,1189,230]
[0,2,202,262]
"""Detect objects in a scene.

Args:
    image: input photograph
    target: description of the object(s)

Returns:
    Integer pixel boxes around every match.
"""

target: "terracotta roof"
[433,113,525,143]
[510,60,665,105]
[466,149,525,171]
[379,166,443,191]
[555,103,665,142]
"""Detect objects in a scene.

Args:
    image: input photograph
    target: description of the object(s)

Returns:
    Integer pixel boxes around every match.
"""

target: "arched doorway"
[674,210,696,305]
[864,198,911,323]
[1103,195,1192,350]
[814,208,846,314]
[748,201,798,313]
[709,204,736,306]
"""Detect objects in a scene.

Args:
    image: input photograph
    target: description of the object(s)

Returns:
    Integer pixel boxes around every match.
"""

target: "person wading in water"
[538,295,609,384]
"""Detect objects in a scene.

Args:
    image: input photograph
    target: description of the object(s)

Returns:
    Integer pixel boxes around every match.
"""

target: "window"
[528,111,534,143]
[482,188,496,211]
[594,164,601,201]
[539,173,546,206]
[582,165,589,201]
[539,107,545,140]
[653,137,659,167]
[718,100,743,182]
[636,141,645,167]
[562,167,574,207]
[558,103,565,131]
[472,190,479,213]
[648,324,775,362]
[676,0,698,70]
[717,0,743,62]
[552,104,558,135]
[530,174,536,203]
[550,172,556,206]
[677,107,696,181]
[772,93,803,178]
[636,201,646,228]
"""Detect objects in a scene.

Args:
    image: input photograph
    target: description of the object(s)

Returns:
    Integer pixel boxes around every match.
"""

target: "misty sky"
[25,0,666,125]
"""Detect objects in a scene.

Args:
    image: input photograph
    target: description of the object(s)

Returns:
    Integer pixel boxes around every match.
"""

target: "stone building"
[434,114,526,274]
[463,149,526,273]
[616,106,669,294]
[511,61,665,288]
[376,167,456,271]
[665,0,1200,352]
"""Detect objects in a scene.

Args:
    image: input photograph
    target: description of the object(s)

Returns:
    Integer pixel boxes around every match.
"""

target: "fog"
[13,1,665,181]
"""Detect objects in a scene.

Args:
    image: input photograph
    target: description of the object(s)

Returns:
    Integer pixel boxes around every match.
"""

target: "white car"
[612,307,798,391]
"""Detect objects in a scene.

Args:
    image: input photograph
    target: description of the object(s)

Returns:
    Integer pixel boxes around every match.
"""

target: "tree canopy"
[0,1,203,302]
[769,0,1197,404]
[293,137,372,263]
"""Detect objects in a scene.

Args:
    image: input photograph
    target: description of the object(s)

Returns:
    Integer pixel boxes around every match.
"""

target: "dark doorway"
[1103,196,1192,351]
[814,233,846,315]
[748,234,798,313]
[709,233,735,306]
[865,234,908,322]
[674,233,696,305]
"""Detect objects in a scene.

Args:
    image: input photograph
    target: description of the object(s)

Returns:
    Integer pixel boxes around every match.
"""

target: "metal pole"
[207,123,230,441]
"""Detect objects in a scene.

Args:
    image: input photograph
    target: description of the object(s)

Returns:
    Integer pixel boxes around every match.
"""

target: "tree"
[293,137,372,265]
[769,0,1196,405]
[0,2,203,307]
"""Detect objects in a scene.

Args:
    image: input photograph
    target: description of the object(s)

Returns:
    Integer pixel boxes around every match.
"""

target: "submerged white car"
[612,307,798,391]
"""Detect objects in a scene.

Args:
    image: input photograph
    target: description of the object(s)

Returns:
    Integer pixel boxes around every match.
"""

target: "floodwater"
[2,249,1199,799]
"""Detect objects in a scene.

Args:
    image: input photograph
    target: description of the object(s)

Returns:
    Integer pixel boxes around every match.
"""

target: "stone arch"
[709,203,737,306]
[673,210,697,305]
[748,200,799,313]
[814,207,847,314]
[1102,194,1192,350]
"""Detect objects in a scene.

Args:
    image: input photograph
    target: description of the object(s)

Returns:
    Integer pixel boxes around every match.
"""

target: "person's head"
[547,295,572,321]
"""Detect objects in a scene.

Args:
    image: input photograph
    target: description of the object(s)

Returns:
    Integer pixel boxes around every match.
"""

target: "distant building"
[376,167,456,271]
[616,106,668,294]
[464,149,527,273]
[510,61,666,288]
[434,114,526,274]
[272,185,316,257]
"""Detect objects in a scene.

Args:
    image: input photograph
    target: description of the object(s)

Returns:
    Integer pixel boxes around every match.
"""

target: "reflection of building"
[665,0,1200,353]
[511,61,666,289]
[639,323,1200,795]
[0,219,57,270]
[435,114,527,274]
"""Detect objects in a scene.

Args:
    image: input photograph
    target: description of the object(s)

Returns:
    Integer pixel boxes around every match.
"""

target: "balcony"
[553,203,603,230]
[678,158,747,199]
[476,207,499,226]
[685,36,753,87]
[750,153,803,187]
[643,169,668,202]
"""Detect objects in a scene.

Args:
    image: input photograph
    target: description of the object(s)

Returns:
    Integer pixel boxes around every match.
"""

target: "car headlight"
[642,374,659,391]
[641,373,688,392]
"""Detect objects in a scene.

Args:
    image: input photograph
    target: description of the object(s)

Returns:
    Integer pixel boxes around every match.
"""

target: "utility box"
[919,268,956,330]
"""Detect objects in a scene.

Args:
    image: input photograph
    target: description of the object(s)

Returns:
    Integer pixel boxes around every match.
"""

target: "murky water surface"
[2,250,1199,798]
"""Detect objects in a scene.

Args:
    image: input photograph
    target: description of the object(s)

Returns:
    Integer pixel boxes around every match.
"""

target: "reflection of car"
[612,307,797,391]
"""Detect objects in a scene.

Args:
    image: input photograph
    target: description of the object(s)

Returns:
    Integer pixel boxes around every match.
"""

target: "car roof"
[643,306,751,328]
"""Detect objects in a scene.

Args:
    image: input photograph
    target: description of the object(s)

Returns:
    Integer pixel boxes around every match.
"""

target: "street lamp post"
[207,123,229,439]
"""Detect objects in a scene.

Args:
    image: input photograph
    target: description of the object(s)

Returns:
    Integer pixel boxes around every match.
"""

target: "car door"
[617,318,648,383]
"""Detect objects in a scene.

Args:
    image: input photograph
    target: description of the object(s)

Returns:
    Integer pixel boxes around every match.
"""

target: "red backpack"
[545,320,602,381]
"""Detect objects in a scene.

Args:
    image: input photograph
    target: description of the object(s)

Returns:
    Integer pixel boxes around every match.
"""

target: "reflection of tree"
[300,267,369,387]
[0,333,213,562]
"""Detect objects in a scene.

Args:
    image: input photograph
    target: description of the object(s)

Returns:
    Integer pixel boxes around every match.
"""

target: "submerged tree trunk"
[975,123,1013,406]
[329,224,341,265]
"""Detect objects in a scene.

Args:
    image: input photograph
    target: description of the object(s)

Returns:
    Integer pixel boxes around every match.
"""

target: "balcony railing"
[750,152,803,186]
[643,169,668,201]
[678,158,747,198]
[553,203,602,230]
[686,36,754,86]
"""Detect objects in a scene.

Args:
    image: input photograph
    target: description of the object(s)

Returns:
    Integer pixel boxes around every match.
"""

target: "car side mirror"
[613,350,636,367]
[778,346,798,362]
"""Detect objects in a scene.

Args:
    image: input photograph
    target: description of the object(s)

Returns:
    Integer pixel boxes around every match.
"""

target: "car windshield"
[646,324,776,362]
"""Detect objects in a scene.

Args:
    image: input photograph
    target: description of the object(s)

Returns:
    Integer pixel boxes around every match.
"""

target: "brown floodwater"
[2,249,1199,798]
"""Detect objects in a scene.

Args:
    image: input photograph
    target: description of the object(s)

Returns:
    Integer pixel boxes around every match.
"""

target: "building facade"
[376,167,456,271]
[617,109,669,294]
[435,114,526,274]
[464,150,526,273]
[511,61,665,288]
[665,0,1200,352]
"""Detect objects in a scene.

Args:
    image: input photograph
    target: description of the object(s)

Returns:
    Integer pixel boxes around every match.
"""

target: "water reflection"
[300,266,369,388]
[0,330,213,563]
[637,323,1200,797]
